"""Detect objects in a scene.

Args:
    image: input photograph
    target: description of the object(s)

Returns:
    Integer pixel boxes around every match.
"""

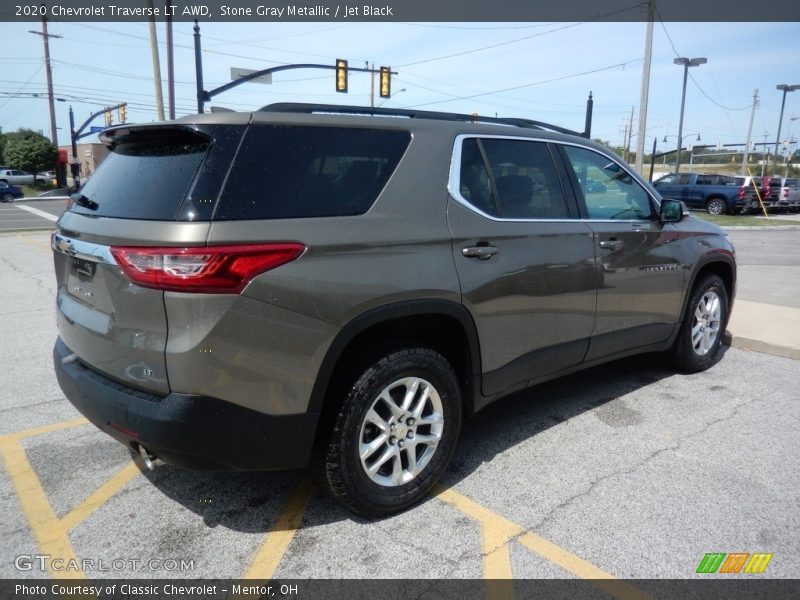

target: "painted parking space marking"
[0,436,86,579]
[60,462,141,532]
[3,417,648,586]
[15,204,59,222]
[241,475,314,579]
[436,487,654,600]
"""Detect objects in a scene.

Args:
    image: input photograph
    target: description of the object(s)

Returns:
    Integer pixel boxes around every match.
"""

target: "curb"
[728,335,800,361]
[721,225,800,231]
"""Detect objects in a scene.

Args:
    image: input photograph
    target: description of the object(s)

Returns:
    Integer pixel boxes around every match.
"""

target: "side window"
[216,126,410,220]
[676,174,691,185]
[459,138,498,217]
[655,173,676,184]
[562,145,655,220]
[696,175,713,186]
[456,137,569,219]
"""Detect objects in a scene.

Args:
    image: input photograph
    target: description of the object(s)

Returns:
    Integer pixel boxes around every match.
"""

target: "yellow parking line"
[241,475,313,579]
[0,438,86,579]
[60,462,141,532]
[436,487,653,600]
[1,417,89,443]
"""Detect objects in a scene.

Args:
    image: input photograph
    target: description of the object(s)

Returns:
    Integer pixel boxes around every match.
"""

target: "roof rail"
[259,102,583,137]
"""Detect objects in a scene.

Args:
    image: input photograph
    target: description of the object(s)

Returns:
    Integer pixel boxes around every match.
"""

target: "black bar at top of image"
[3,579,800,600]
[2,0,800,22]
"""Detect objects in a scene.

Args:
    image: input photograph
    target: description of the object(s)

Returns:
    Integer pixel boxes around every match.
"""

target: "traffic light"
[335,59,348,93]
[118,104,127,123]
[379,66,391,98]
[104,108,113,127]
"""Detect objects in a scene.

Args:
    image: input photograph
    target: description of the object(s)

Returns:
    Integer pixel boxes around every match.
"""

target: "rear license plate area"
[71,257,96,279]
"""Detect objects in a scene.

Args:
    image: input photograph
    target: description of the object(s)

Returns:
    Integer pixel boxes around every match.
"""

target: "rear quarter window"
[215,125,411,220]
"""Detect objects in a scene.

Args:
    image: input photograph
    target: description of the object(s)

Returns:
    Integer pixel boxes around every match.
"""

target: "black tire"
[1,193,13,203]
[670,274,728,373]
[316,347,462,517]
[706,197,728,215]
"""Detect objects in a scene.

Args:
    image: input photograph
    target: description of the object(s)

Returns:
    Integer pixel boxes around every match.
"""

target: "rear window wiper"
[71,193,98,211]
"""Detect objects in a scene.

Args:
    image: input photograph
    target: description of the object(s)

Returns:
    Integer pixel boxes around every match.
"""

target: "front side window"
[456,137,569,219]
[563,145,654,220]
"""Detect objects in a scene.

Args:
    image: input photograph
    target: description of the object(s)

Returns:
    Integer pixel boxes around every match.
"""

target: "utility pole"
[627,106,635,163]
[761,131,769,177]
[369,62,375,108]
[621,122,629,161]
[635,0,655,175]
[194,20,204,114]
[147,0,165,120]
[741,89,758,175]
[29,16,63,184]
[165,0,175,119]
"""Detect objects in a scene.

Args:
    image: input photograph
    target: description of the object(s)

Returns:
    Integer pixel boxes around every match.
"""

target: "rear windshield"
[215,125,411,220]
[69,128,210,220]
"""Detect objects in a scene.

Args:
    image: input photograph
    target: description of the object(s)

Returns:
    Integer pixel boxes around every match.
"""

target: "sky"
[2,19,800,160]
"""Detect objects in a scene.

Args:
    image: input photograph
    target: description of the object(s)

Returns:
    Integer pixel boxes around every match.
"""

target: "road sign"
[90,126,107,133]
[231,67,272,85]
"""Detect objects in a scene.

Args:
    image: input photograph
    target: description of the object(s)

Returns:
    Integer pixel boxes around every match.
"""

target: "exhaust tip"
[137,444,158,471]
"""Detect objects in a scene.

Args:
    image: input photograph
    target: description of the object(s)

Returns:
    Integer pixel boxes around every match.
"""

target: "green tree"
[4,129,57,174]
[0,132,7,164]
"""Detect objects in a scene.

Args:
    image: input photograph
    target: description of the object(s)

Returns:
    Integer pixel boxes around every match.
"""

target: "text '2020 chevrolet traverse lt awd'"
[53,104,736,516]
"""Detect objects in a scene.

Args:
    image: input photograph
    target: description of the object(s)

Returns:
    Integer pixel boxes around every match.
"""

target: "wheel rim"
[358,376,444,487]
[2,194,12,202]
[691,291,722,356]
[708,200,724,215]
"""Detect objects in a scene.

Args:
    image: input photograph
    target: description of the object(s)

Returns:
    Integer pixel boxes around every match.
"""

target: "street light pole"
[774,84,799,175]
[674,57,706,173]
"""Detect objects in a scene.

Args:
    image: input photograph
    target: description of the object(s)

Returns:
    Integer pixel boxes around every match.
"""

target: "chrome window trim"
[447,133,662,224]
[52,233,117,265]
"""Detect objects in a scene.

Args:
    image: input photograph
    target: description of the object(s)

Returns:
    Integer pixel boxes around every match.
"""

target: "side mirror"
[660,198,685,223]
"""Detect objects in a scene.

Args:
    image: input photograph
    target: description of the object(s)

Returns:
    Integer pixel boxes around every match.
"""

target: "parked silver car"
[0,168,42,186]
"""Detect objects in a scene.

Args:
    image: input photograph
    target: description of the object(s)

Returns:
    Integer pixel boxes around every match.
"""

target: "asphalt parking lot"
[0,225,798,591]
[0,199,64,231]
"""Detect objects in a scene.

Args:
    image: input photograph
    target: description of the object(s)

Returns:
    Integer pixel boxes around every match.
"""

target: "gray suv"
[52,104,736,516]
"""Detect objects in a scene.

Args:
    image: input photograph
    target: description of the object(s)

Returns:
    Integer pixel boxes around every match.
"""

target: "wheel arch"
[681,254,736,328]
[308,300,483,433]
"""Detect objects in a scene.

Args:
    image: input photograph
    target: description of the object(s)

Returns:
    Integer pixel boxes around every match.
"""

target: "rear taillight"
[783,188,789,199]
[110,243,305,294]
[738,186,746,199]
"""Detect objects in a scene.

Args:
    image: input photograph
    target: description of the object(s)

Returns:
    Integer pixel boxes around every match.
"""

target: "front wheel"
[669,274,728,372]
[706,198,728,215]
[317,347,462,517]
[1,193,13,203]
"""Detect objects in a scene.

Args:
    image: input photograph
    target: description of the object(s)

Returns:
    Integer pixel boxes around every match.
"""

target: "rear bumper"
[54,337,319,470]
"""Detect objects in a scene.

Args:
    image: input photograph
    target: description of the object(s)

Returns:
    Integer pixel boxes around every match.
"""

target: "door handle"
[462,245,498,260]
[599,238,623,250]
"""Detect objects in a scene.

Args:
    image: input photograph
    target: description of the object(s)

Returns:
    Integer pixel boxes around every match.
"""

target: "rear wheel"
[706,197,728,215]
[669,274,728,372]
[317,347,462,517]
[1,193,13,203]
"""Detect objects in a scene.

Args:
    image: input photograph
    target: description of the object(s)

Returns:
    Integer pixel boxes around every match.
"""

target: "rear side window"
[456,137,569,219]
[215,126,410,220]
[69,128,210,220]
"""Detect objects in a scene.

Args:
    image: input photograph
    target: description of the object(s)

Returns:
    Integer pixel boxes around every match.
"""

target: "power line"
[0,62,42,110]
[656,13,749,112]
[402,59,642,109]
